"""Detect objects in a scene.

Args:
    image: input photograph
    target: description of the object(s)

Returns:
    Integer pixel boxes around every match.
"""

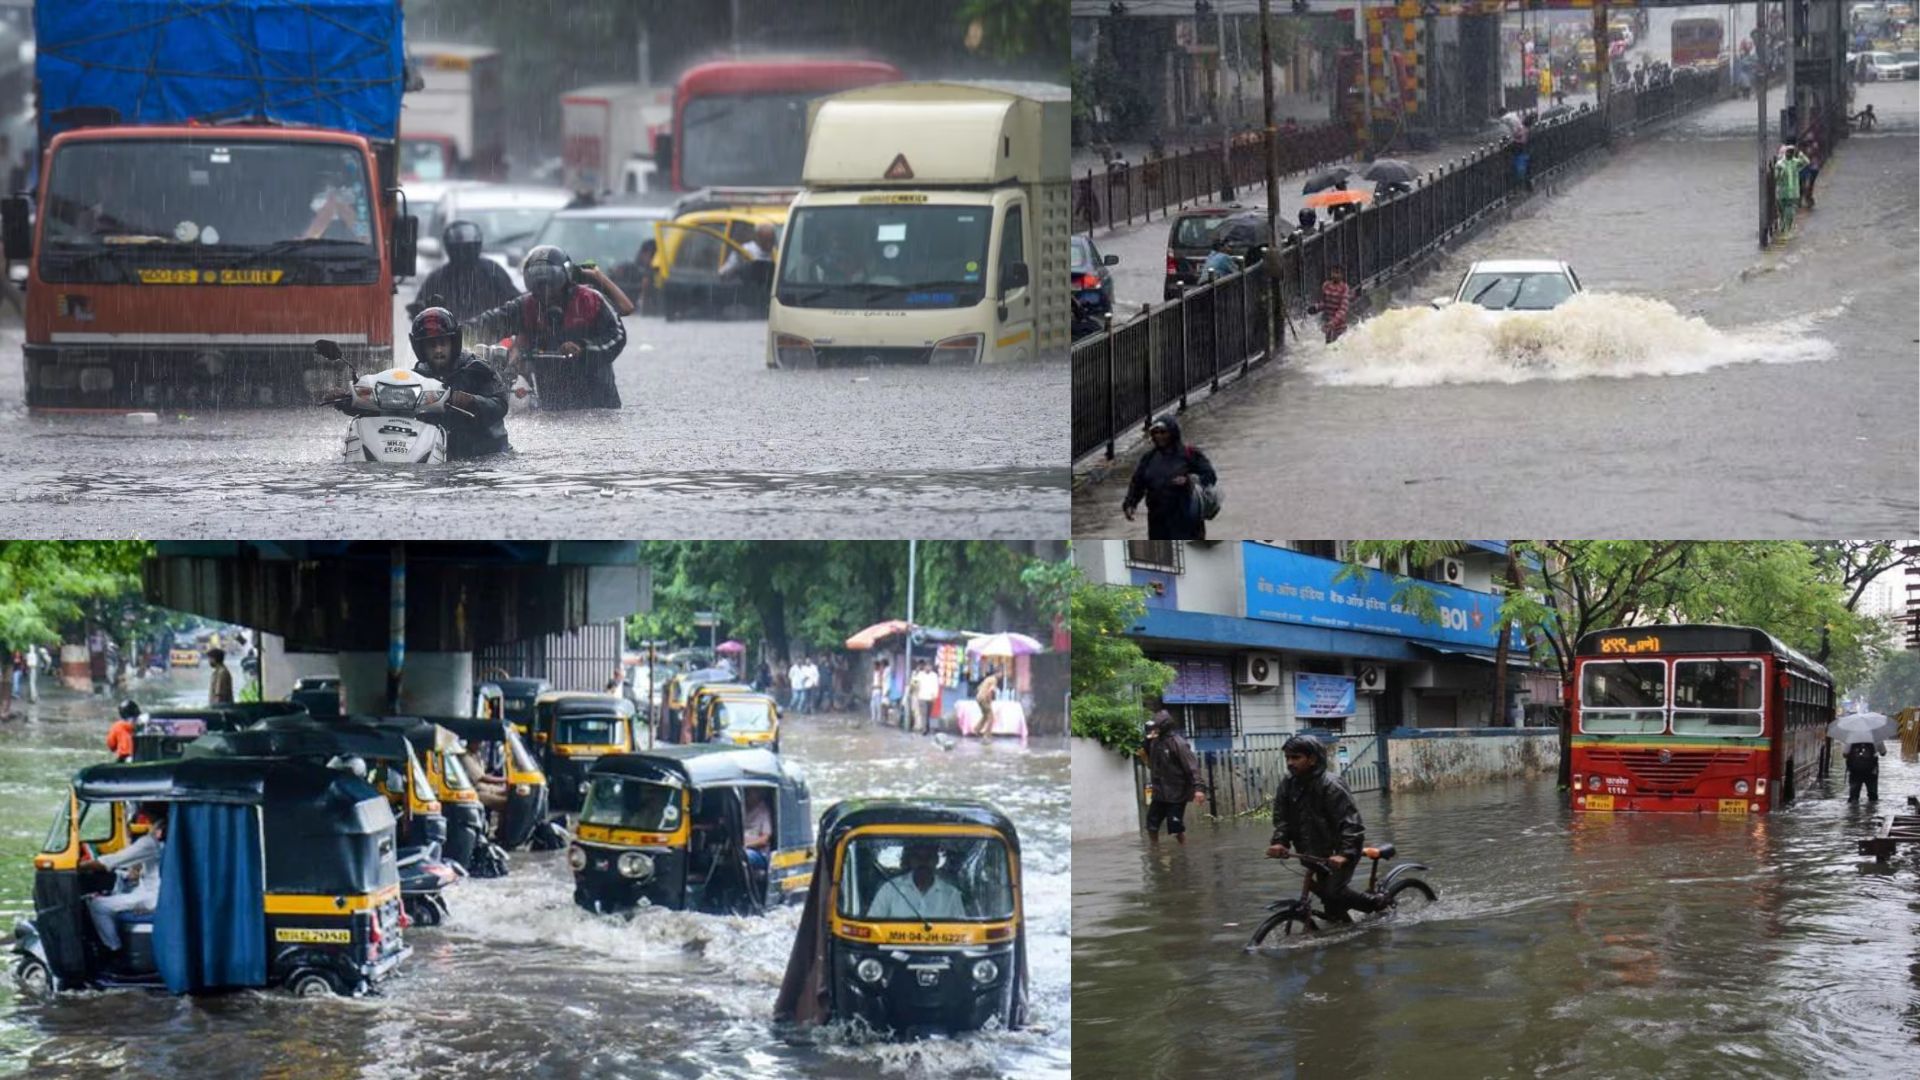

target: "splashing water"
[1303,292,1838,387]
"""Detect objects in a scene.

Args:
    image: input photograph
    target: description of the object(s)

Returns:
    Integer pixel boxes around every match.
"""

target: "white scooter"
[315,339,454,464]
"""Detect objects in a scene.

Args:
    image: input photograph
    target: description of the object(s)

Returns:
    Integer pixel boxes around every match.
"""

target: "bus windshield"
[41,140,380,284]
[1580,660,1667,734]
[1672,658,1765,736]
[837,835,1015,922]
[778,205,991,310]
[679,92,813,188]
[579,775,681,832]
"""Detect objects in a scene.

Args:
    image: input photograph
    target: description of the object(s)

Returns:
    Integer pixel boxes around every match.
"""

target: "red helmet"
[409,306,460,367]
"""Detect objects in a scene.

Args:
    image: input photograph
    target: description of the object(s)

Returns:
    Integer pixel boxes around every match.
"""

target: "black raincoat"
[1270,742,1365,861]
[411,257,520,325]
[1123,414,1216,541]
[1146,728,1203,804]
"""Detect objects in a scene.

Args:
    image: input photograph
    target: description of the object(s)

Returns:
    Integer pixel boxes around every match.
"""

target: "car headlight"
[972,958,998,985]
[773,333,815,368]
[617,852,655,880]
[566,845,587,871]
[855,958,884,984]
[1734,780,1750,795]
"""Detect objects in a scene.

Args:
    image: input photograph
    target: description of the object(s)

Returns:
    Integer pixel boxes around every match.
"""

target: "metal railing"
[1130,731,1387,825]
[1072,122,1354,234]
[1072,65,1732,464]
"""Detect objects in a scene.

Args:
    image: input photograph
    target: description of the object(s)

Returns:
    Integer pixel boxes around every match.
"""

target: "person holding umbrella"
[1830,711,1895,803]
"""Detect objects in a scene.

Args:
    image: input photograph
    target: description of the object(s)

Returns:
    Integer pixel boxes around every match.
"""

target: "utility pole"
[1594,1,1610,136]
[1356,0,1371,155]
[1758,3,1770,247]
[1259,0,1281,357]
[903,540,918,729]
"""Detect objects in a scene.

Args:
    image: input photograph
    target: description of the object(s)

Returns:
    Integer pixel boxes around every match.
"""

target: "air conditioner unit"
[1236,653,1280,688]
[1430,557,1465,585]
[1356,664,1385,694]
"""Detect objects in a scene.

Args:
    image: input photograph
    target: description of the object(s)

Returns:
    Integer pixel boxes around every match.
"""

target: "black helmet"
[118,698,142,720]
[409,306,461,369]
[443,219,483,263]
[521,244,573,300]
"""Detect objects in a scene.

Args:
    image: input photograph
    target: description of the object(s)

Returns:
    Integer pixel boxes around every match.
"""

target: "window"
[1672,658,1764,736]
[77,800,116,845]
[579,776,681,832]
[672,227,725,273]
[1126,540,1181,572]
[1579,660,1667,734]
[1151,701,1237,739]
[41,798,73,854]
[1295,541,1340,560]
[837,835,1015,922]
[558,714,627,746]
[999,204,1025,287]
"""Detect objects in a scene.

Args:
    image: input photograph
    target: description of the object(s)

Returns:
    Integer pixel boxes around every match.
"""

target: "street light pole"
[1258,0,1281,356]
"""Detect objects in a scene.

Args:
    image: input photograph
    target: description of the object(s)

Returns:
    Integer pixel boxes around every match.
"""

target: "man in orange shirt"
[106,699,141,760]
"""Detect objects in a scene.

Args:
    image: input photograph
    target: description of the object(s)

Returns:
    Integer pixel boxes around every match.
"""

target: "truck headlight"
[972,958,998,985]
[567,845,587,871]
[856,958,884,984]
[773,333,815,368]
[930,333,982,364]
[1734,780,1750,795]
[617,852,655,880]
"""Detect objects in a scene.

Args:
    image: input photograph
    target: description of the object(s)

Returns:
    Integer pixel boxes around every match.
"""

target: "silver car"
[1433,259,1585,314]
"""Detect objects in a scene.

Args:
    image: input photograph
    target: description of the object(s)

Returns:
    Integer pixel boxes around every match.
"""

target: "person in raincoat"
[1201,235,1238,283]
[1121,414,1216,541]
[1141,710,1206,844]
[1773,145,1801,237]
[1845,738,1883,803]
[1266,733,1382,922]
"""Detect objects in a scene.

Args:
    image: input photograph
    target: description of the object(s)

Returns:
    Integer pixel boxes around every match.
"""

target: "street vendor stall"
[844,622,1044,735]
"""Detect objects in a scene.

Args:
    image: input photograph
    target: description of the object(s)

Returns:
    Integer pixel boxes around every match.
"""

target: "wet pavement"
[1075,79,1920,536]
[0,679,1070,1079]
[1074,753,1920,1079]
[0,291,1070,539]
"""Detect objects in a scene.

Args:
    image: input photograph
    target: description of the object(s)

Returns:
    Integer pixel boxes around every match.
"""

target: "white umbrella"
[1829,711,1896,746]
[966,632,1045,658]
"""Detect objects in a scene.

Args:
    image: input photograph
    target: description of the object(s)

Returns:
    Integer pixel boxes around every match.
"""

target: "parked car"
[1432,259,1585,314]
[1162,205,1241,299]
[1070,234,1117,320]
[528,199,680,312]
[421,183,573,280]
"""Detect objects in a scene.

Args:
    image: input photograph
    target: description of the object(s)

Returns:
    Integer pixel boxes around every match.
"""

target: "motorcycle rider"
[465,244,627,409]
[336,307,510,458]
[1265,733,1384,923]
[408,220,519,323]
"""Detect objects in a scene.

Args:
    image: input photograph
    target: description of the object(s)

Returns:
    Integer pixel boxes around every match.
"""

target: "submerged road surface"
[0,294,1069,538]
[0,679,1070,1079]
[1074,81,1919,536]
[1074,756,1920,1079]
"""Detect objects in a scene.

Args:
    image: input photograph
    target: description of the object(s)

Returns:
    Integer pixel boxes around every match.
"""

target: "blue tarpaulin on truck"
[35,0,405,144]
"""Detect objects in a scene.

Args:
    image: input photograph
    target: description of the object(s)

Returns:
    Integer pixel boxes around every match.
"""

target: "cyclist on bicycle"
[1266,733,1384,922]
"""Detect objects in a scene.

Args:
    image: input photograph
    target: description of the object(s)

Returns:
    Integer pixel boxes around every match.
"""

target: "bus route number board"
[1597,635,1661,655]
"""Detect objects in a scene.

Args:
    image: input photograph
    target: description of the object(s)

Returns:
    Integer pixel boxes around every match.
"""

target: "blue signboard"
[1294,674,1356,718]
[1162,655,1233,705]
[1242,543,1523,651]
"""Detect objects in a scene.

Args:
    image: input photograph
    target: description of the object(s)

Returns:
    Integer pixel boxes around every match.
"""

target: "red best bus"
[1671,18,1726,68]
[1570,624,1834,815]
[659,57,904,192]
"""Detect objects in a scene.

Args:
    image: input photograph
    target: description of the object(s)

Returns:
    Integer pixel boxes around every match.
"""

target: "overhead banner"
[1294,674,1357,718]
[1242,543,1523,651]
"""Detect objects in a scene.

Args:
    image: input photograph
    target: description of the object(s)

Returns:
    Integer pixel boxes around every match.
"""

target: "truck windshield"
[40,140,379,283]
[679,92,813,188]
[777,205,991,310]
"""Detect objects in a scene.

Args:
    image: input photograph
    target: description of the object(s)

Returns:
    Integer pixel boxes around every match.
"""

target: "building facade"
[1076,539,1561,748]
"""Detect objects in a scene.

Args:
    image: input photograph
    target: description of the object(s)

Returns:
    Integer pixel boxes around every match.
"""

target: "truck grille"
[1582,748,1751,791]
[813,346,933,367]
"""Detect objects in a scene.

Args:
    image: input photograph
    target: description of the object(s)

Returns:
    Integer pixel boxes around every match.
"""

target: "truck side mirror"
[2,195,31,261]
[392,213,418,280]
[1002,261,1029,292]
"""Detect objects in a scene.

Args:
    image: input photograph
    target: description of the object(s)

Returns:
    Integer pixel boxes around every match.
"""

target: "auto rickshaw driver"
[866,839,968,920]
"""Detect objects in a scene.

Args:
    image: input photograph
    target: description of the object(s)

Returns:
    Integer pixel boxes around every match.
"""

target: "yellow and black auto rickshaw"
[684,681,755,741]
[570,746,813,916]
[131,701,309,763]
[694,690,781,749]
[436,715,552,852]
[372,717,507,878]
[661,667,742,743]
[529,691,648,812]
[13,756,410,997]
[775,799,1027,1038]
[489,675,551,731]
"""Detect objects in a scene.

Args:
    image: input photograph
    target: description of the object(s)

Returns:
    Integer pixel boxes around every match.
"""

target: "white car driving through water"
[1433,259,1585,315]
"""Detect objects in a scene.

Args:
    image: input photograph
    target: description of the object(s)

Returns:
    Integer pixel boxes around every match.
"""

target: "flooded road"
[1075,79,1920,536]
[0,680,1070,1079]
[0,297,1070,539]
[1074,756,1920,1079]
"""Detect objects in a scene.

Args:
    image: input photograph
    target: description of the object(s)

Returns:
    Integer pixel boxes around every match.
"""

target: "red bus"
[1671,18,1725,68]
[661,58,903,191]
[1570,624,1834,815]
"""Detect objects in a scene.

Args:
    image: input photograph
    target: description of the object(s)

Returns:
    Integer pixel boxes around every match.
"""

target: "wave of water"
[1304,292,1838,387]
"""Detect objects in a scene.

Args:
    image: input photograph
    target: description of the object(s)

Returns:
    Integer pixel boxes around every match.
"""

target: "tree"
[1866,650,1920,713]
[1808,541,1910,612]
[0,542,152,650]
[958,0,1068,68]
[1069,572,1174,755]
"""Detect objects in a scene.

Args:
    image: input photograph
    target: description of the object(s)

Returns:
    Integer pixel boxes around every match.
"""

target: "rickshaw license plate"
[1586,795,1614,810]
[1718,799,1749,815]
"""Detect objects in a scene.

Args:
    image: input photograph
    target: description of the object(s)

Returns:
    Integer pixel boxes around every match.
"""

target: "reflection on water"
[1074,759,1920,1079]
[0,684,1069,1078]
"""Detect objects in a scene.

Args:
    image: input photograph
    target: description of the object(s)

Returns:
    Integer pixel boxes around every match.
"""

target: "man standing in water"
[1266,733,1383,921]
[206,648,234,706]
[1310,265,1355,344]
[1141,710,1206,844]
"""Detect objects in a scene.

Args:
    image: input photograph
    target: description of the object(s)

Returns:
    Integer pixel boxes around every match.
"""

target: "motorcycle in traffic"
[316,339,460,464]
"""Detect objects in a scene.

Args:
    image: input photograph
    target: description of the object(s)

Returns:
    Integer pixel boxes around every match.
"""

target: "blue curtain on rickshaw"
[153,802,267,993]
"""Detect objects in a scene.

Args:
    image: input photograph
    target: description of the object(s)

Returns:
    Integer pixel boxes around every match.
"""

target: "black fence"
[1073,122,1353,234]
[1071,66,1732,464]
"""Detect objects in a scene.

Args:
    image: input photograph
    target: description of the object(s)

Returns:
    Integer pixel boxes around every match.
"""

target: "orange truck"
[1,0,417,412]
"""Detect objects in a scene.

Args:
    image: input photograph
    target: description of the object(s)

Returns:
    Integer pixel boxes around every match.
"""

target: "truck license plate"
[1718,799,1749,815]
[1586,795,1614,810]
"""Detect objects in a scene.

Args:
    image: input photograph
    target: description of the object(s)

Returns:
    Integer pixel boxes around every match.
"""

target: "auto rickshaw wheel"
[13,957,52,999]
[287,969,341,998]
[406,896,444,927]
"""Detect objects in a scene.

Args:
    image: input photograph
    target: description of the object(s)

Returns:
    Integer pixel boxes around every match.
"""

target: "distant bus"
[1671,17,1725,68]
[1570,624,1834,814]
[663,57,903,191]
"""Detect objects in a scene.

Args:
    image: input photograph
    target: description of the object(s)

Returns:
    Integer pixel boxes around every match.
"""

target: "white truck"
[766,81,1069,368]
[561,83,674,196]
[401,43,506,181]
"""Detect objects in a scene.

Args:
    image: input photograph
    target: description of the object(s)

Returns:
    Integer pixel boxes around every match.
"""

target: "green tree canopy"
[0,541,153,650]
[1068,572,1174,755]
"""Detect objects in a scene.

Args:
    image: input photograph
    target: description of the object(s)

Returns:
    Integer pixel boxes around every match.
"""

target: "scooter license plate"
[1585,795,1614,810]
[1717,799,1749,815]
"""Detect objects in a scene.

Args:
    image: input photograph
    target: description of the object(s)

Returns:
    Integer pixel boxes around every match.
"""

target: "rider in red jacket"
[465,245,628,409]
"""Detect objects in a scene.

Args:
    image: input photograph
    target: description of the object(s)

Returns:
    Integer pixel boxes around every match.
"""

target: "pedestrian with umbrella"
[1831,712,1895,803]
[1362,159,1418,199]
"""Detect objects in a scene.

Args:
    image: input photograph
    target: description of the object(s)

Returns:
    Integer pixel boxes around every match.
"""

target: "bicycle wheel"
[1247,908,1313,947]
[1383,876,1437,913]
